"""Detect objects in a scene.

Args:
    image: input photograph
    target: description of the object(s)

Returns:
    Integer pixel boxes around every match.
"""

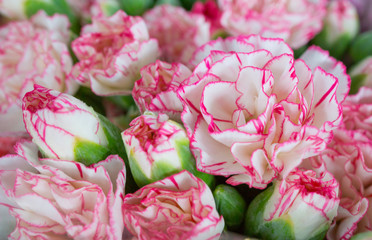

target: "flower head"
[123,170,224,240]
[132,60,192,122]
[0,11,77,133]
[178,35,350,188]
[246,169,340,240]
[0,140,126,239]
[218,0,328,49]
[143,5,210,65]
[122,112,196,187]
[71,10,159,96]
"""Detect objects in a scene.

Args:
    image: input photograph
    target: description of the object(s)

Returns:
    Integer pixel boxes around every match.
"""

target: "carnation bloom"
[0,11,77,133]
[178,35,350,188]
[217,0,328,49]
[122,112,195,187]
[122,170,224,240]
[342,87,372,139]
[132,60,192,121]
[191,0,223,36]
[143,5,210,65]
[246,169,340,240]
[71,10,159,96]
[304,129,372,239]
[0,140,126,239]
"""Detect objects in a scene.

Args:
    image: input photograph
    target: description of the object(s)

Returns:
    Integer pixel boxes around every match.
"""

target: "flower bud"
[312,0,359,59]
[213,184,246,230]
[122,112,206,187]
[245,169,339,240]
[350,31,372,63]
[119,0,154,16]
[348,56,372,94]
[22,85,125,166]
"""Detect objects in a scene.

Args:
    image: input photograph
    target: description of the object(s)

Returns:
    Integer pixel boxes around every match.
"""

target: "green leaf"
[74,138,111,166]
[349,31,372,63]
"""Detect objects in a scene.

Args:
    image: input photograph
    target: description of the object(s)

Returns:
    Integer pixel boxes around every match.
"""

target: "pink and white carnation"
[191,0,223,36]
[304,129,372,239]
[248,168,339,240]
[71,10,159,96]
[217,0,328,49]
[0,140,126,239]
[0,11,77,133]
[143,5,210,65]
[342,87,372,139]
[122,170,224,240]
[178,35,350,189]
[66,0,120,21]
[132,60,192,121]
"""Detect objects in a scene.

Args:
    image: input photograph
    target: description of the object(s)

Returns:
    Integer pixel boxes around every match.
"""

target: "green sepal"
[351,231,372,240]
[349,73,367,94]
[194,171,215,190]
[213,184,246,230]
[119,0,154,16]
[24,0,80,34]
[349,31,372,63]
[127,150,152,187]
[74,138,111,166]
[245,185,295,240]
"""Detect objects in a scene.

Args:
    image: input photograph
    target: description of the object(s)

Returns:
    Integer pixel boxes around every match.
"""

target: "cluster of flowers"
[1,0,372,239]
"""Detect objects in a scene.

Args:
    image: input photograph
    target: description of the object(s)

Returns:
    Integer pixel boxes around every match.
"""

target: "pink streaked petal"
[299,46,350,103]
[192,119,246,175]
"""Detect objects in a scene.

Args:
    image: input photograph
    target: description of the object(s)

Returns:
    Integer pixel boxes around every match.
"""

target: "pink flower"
[0,140,126,239]
[122,112,195,187]
[246,168,339,239]
[191,0,223,36]
[304,129,372,239]
[178,35,350,188]
[143,5,210,65]
[132,60,192,121]
[71,10,159,96]
[0,0,27,19]
[0,11,77,133]
[218,0,328,49]
[122,170,224,240]
[22,85,110,162]
[0,133,29,157]
[342,87,372,139]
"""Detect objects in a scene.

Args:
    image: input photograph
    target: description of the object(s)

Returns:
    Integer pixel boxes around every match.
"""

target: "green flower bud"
[213,184,246,230]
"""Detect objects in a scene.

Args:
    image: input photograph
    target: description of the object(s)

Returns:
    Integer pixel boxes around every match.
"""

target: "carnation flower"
[246,168,340,240]
[178,35,350,188]
[122,170,224,240]
[0,11,77,133]
[342,86,372,138]
[132,60,192,121]
[304,129,372,239]
[350,0,372,32]
[122,112,196,187]
[217,0,328,49]
[22,85,126,165]
[0,140,126,239]
[71,10,159,96]
[143,5,210,65]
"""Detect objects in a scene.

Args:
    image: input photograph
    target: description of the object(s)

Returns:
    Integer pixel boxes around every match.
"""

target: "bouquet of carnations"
[1,0,372,239]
